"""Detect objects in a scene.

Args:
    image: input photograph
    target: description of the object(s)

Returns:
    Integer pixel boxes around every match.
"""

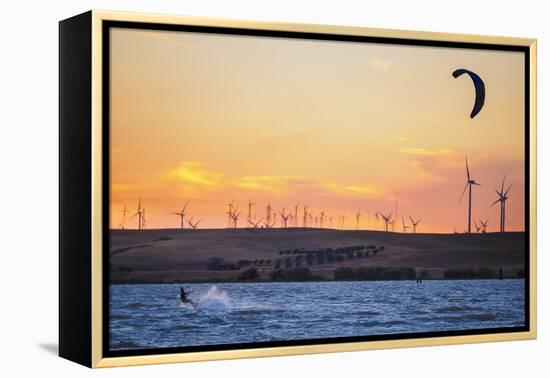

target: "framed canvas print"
[59,10,537,368]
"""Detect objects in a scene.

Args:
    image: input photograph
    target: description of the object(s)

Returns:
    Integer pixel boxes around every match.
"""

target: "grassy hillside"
[110,228,525,283]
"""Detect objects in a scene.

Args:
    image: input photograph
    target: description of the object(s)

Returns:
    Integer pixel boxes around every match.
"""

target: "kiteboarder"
[180,287,193,305]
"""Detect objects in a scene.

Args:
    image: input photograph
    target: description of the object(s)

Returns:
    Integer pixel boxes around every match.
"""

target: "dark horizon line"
[109,227,526,234]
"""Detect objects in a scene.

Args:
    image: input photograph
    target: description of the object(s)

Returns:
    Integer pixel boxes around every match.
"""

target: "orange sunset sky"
[109,28,525,233]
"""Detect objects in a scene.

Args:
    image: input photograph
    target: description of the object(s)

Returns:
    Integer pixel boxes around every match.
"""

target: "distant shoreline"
[111,266,525,285]
[110,277,526,285]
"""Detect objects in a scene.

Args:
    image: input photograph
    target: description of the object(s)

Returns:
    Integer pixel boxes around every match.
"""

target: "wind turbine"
[230,207,241,229]
[186,216,201,229]
[247,200,255,223]
[459,156,481,233]
[302,205,309,228]
[401,217,410,234]
[294,203,299,227]
[248,217,264,228]
[474,221,481,233]
[480,218,489,233]
[279,208,291,228]
[491,176,512,232]
[355,210,362,230]
[266,202,272,226]
[380,212,393,232]
[119,203,129,229]
[226,200,234,228]
[408,215,421,234]
[172,201,189,229]
[320,211,326,228]
[132,197,144,230]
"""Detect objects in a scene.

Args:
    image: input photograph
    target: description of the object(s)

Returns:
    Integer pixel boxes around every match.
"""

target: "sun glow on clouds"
[164,162,382,199]
[167,161,224,188]
[399,148,454,156]
[235,176,302,193]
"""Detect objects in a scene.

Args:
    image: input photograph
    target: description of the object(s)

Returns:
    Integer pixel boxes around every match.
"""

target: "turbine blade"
[491,198,501,207]
[465,156,470,181]
[504,184,513,197]
[501,175,506,194]
[459,182,469,203]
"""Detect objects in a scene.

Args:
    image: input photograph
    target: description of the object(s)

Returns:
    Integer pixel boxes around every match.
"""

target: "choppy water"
[110,280,525,351]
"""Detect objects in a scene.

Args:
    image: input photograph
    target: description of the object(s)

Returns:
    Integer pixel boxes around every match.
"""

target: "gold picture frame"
[59,10,537,368]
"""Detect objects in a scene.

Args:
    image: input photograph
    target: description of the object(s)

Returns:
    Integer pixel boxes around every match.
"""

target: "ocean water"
[110,280,525,351]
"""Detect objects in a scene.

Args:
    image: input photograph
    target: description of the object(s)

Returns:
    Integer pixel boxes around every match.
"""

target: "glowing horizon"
[109,28,525,233]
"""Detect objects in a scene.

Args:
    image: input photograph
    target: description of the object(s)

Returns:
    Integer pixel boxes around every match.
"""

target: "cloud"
[234,175,302,192]
[400,148,454,156]
[166,161,224,188]
[399,147,461,185]
[323,183,380,197]
[164,162,383,200]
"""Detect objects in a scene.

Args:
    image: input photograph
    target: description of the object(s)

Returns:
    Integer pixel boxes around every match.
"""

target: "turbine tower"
[119,202,129,229]
[266,202,272,227]
[247,200,256,223]
[226,200,234,228]
[459,156,481,233]
[355,210,362,230]
[320,211,325,228]
[230,207,241,229]
[279,208,291,228]
[408,215,421,233]
[141,208,146,229]
[380,212,393,232]
[294,203,299,227]
[394,193,399,232]
[492,176,512,232]
[302,205,309,228]
[132,197,144,230]
[401,217,410,234]
[172,201,189,229]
